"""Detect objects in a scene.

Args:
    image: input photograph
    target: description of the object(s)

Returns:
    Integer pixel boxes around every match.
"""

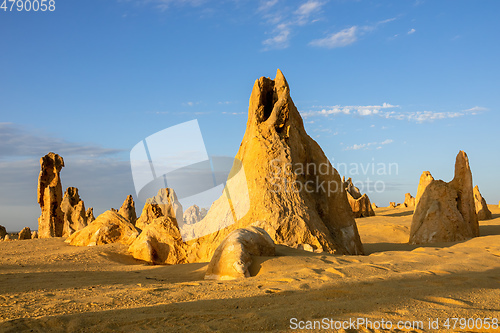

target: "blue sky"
[1,0,499,231]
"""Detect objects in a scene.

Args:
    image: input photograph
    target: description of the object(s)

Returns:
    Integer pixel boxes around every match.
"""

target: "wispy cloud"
[344,139,394,151]
[261,0,326,50]
[301,104,488,123]
[140,0,206,11]
[0,123,122,159]
[310,17,396,49]
[309,26,357,48]
[407,28,416,35]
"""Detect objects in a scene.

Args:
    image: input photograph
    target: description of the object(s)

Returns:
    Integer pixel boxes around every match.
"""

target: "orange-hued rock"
[343,178,375,218]
[186,70,363,262]
[37,152,65,238]
[0,225,6,239]
[18,227,32,240]
[415,171,435,209]
[128,216,187,265]
[205,226,275,280]
[389,202,397,208]
[61,187,88,237]
[410,151,479,244]
[474,185,492,221]
[31,231,38,239]
[403,193,415,208]
[86,208,95,224]
[136,189,183,230]
[118,195,137,225]
[65,210,139,247]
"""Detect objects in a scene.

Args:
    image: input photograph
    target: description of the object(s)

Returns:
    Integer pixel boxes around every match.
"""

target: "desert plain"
[1,204,500,332]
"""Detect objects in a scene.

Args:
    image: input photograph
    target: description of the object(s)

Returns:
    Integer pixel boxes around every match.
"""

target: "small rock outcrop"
[0,225,6,239]
[371,203,378,210]
[183,205,207,225]
[204,226,275,280]
[343,178,375,218]
[86,208,95,224]
[403,193,415,208]
[409,151,479,244]
[31,231,38,239]
[136,189,183,230]
[187,70,363,262]
[128,216,187,265]
[18,227,32,240]
[118,195,137,225]
[65,210,139,246]
[389,202,397,208]
[4,234,11,241]
[474,185,492,221]
[37,152,65,238]
[61,187,88,237]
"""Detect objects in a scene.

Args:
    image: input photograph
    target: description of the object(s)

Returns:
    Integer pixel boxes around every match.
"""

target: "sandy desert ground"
[1,205,500,332]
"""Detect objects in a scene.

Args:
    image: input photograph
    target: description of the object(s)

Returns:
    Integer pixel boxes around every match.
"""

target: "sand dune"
[1,206,500,332]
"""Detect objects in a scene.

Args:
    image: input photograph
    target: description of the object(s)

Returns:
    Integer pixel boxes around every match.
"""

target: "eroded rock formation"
[186,69,364,262]
[37,152,65,238]
[128,216,187,265]
[31,231,38,239]
[65,210,139,246]
[474,185,492,221]
[0,225,6,239]
[135,188,183,230]
[409,151,479,244]
[204,226,275,280]
[403,193,415,208]
[61,187,87,237]
[118,195,137,225]
[183,205,207,225]
[86,208,95,224]
[343,178,375,218]
[18,227,31,240]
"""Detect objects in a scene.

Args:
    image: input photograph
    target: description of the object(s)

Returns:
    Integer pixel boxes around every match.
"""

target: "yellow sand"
[1,205,500,332]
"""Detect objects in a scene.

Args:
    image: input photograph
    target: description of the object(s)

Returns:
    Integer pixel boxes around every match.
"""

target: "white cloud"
[262,0,326,50]
[141,0,206,11]
[309,26,357,48]
[408,28,416,35]
[310,17,396,49]
[301,103,487,123]
[263,23,291,49]
[258,0,279,12]
[344,139,394,151]
[301,103,397,118]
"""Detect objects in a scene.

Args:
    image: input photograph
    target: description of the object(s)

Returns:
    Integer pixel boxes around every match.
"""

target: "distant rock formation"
[0,225,6,239]
[86,208,95,224]
[128,216,187,265]
[186,70,363,262]
[118,195,137,225]
[31,231,38,239]
[205,226,275,280]
[18,227,31,240]
[474,185,492,221]
[37,152,65,238]
[389,202,397,208]
[4,234,11,241]
[65,210,139,246]
[371,203,378,210]
[410,151,479,244]
[403,193,415,208]
[183,205,207,225]
[61,187,88,237]
[136,188,183,230]
[343,177,375,218]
